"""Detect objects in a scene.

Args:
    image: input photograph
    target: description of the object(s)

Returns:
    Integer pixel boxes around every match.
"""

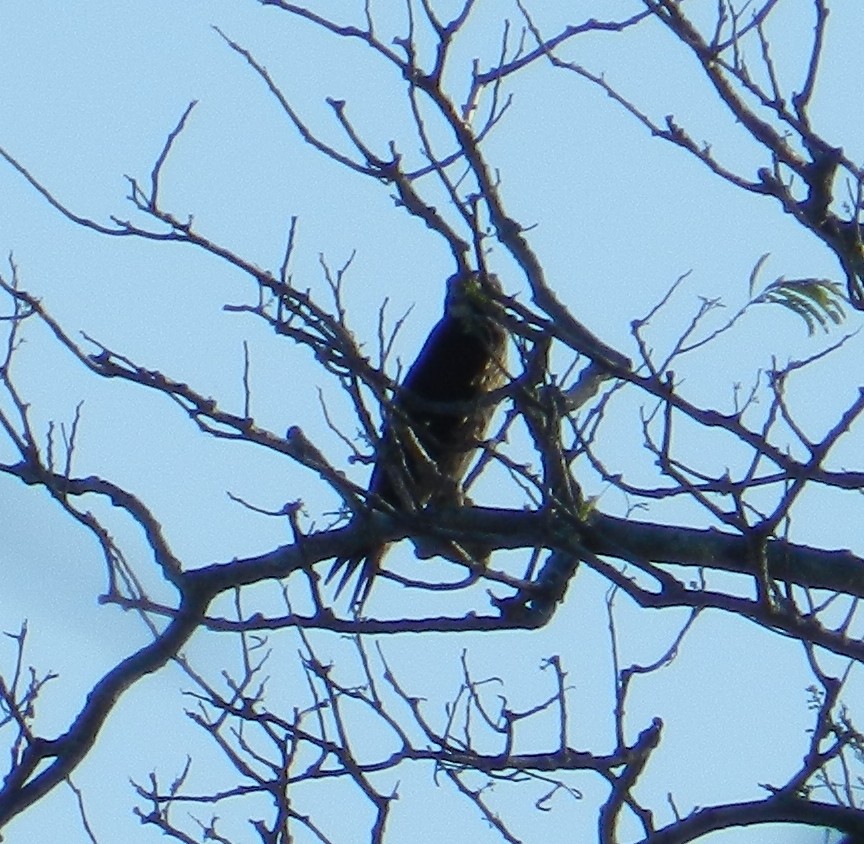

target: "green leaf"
[753,277,846,335]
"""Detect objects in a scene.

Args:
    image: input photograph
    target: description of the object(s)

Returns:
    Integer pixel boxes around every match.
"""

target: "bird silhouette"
[328,270,508,610]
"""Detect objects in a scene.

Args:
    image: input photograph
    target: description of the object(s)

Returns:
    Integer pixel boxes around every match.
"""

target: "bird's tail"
[326,544,386,613]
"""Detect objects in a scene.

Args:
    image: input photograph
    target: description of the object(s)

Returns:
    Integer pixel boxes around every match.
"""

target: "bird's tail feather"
[326,545,385,612]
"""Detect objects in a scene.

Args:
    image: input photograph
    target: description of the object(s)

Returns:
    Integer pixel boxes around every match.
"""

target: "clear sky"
[0,1,861,842]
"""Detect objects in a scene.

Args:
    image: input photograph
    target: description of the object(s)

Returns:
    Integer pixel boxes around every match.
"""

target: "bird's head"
[445,271,502,323]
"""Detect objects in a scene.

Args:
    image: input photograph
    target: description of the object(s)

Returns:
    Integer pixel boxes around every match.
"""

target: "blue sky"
[0,1,861,842]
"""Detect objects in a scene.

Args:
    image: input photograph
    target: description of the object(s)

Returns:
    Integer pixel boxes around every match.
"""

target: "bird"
[328,270,509,610]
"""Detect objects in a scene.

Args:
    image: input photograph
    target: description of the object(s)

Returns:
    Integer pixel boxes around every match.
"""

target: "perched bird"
[329,270,508,609]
